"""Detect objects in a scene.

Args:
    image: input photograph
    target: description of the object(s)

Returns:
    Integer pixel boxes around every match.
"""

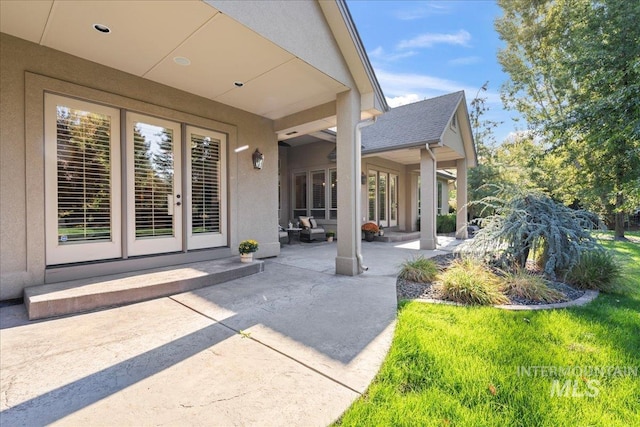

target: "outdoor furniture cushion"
[299,216,325,242]
[299,216,312,229]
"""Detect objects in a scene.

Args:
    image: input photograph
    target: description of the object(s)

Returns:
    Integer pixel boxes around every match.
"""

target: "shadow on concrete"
[0,320,237,425]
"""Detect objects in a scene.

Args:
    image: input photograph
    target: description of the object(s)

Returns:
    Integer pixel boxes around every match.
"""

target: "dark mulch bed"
[396,253,586,306]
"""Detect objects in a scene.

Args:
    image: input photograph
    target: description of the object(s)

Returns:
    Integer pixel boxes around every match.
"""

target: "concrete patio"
[0,237,464,426]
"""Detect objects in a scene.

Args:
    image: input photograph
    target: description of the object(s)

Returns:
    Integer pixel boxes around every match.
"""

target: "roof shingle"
[361,91,464,154]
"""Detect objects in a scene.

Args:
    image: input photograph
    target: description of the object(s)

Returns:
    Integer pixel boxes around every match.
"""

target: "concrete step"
[25,258,264,320]
[373,231,421,242]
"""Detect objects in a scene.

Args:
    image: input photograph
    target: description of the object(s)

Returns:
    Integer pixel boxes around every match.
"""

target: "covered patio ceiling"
[0,0,351,139]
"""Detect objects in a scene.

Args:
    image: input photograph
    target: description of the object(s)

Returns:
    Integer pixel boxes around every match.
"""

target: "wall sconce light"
[252,149,265,170]
[361,172,367,185]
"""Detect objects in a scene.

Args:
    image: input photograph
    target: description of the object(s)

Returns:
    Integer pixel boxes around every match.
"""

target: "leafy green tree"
[468,83,503,219]
[496,0,640,239]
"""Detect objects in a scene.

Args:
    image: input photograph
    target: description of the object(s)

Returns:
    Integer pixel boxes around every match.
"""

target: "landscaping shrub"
[436,214,456,233]
[439,258,509,305]
[468,189,602,279]
[398,256,438,283]
[502,269,566,303]
[566,249,622,292]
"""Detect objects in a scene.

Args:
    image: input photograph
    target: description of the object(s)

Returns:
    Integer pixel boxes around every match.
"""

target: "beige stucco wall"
[0,33,280,299]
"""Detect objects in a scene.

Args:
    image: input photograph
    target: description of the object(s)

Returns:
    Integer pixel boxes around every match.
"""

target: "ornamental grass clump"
[502,269,566,303]
[468,189,603,279]
[439,258,509,305]
[566,249,622,292]
[398,256,438,283]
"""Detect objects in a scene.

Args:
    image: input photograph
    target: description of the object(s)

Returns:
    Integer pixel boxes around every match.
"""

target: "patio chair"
[278,225,288,245]
[299,216,326,242]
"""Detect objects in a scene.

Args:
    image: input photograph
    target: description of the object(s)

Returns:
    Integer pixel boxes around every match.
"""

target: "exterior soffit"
[0,0,354,123]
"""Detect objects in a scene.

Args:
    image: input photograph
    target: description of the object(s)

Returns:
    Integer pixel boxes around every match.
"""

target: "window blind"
[56,106,112,244]
[191,133,221,234]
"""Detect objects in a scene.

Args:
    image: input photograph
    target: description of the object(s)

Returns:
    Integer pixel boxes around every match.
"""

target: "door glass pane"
[56,106,112,244]
[329,168,337,220]
[133,122,174,238]
[390,175,397,221]
[437,181,443,215]
[368,172,377,221]
[379,173,387,221]
[191,133,220,234]
[311,170,325,219]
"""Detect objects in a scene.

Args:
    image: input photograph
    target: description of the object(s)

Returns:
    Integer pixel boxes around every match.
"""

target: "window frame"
[291,167,337,221]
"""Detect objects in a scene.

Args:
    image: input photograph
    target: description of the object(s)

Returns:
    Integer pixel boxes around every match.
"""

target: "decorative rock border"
[413,290,599,310]
[493,290,599,311]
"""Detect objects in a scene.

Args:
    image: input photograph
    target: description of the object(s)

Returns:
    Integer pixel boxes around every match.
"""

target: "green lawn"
[336,232,640,427]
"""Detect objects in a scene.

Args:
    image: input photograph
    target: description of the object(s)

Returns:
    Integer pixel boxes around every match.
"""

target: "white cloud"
[394,3,450,21]
[503,130,534,142]
[386,94,422,108]
[369,46,385,58]
[397,30,471,50]
[448,56,482,66]
[375,69,502,105]
[368,46,417,63]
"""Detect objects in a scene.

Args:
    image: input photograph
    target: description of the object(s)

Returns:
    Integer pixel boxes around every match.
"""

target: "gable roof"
[361,91,464,154]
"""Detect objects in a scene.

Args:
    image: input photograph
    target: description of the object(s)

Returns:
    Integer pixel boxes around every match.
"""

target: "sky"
[347,0,523,144]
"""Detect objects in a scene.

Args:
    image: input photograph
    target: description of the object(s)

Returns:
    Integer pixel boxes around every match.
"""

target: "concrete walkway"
[0,237,463,426]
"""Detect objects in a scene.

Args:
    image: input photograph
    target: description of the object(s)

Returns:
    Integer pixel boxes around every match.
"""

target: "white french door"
[368,170,398,228]
[45,94,122,265]
[46,96,228,266]
[126,113,182,256]
[390,174,398,227]
[186,125,227,250]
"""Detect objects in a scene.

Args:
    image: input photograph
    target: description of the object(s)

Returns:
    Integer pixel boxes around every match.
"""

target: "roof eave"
[362,138,441,155]
[323,0,389,114]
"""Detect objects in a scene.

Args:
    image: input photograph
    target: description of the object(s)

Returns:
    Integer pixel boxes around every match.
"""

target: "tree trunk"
[614,192,625,240]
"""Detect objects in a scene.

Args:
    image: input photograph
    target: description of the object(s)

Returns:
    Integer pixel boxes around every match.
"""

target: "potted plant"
[361,222,379,242]
[238,239,259,263]
[326,231,335,242]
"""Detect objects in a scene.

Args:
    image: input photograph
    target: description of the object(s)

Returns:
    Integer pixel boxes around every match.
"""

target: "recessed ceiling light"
[173,56,191,66]
[93,23,111,34]
[234,81,244,88]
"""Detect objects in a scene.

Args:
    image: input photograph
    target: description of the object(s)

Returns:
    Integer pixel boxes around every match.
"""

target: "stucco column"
[409,172,418,231]
[456,158,468,239]
[420,148,437,249]
[335,90,361,276]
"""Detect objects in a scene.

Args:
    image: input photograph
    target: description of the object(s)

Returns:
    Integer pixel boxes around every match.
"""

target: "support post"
[335,90,361,275]
[420,147,437,249]
[456,158,468,239]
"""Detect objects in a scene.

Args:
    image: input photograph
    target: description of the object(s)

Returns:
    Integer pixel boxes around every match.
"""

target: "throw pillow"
[310,218,318,229]
[299,216,311,229]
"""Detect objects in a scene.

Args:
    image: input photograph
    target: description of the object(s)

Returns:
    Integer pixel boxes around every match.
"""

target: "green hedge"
[436,214,456,233]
